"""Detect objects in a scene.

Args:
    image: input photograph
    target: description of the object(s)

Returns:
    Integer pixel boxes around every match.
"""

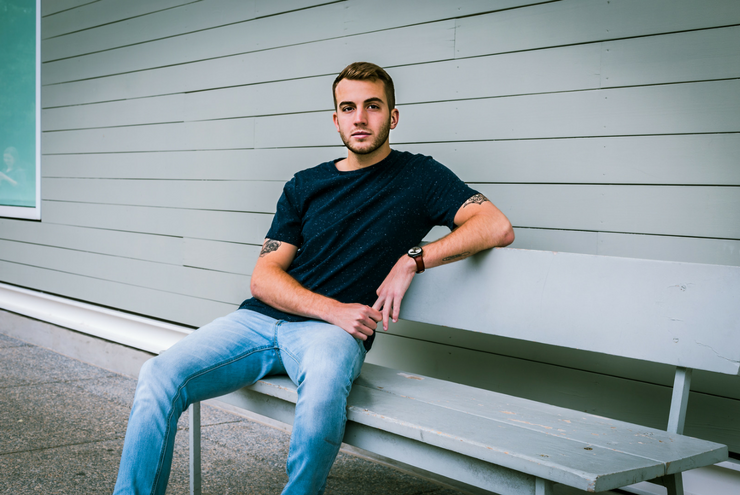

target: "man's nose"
[353,107,367,125]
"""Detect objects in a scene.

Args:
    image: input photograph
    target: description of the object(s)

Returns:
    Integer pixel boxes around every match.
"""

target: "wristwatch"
[407,246,425,273]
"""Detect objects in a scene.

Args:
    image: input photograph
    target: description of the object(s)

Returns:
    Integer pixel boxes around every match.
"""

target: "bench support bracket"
[663,367,693,495]
[189,402,202,495]
[535,477,554,495]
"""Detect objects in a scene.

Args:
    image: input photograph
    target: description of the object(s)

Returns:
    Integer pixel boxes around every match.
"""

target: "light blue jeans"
[113,309,367,495]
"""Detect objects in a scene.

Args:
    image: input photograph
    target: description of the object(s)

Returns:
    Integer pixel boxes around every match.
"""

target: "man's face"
[3,153,13,168]
[333,79,398,156]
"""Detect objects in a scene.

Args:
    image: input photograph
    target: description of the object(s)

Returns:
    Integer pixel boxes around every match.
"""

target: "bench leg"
[189,402,202,495]
[663,473,684,495]
[535,477,554,495]
[661,367,691,495]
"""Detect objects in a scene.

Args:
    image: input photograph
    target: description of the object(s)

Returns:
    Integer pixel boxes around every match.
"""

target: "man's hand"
[325,302,382,341]
[372,254,417,331]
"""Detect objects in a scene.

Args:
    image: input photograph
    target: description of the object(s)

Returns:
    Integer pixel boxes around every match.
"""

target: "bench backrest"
[401,248,740,375]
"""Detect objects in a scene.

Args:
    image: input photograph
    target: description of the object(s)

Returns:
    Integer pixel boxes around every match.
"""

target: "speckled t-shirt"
[239,149,478,351]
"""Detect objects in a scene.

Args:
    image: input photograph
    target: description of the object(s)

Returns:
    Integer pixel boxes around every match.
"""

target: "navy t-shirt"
[240,149,478,350]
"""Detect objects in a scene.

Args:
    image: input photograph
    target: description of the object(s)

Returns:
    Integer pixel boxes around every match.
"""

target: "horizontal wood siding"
[2,0,738,456]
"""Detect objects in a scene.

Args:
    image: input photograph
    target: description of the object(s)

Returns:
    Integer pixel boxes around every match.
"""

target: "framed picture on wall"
[0,0,41,220]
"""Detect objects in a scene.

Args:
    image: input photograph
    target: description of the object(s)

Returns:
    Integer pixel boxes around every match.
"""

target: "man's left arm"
[373,193,514,330]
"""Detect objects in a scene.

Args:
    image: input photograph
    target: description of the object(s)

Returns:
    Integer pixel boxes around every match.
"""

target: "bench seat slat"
[356,365,725,474]
[238,364,726,492]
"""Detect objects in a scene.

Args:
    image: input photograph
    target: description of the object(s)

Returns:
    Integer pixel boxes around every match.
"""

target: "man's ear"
[390,108,399,129]
[332,111,340,132]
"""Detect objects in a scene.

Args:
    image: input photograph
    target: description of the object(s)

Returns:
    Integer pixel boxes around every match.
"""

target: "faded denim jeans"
[113,309,367,495]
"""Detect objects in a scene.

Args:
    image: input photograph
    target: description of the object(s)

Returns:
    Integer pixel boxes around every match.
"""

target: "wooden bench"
[187,248,739,495]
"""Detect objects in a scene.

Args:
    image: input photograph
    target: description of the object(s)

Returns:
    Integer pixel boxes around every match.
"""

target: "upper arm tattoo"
[462,193,490,208]
[260,239,282,257]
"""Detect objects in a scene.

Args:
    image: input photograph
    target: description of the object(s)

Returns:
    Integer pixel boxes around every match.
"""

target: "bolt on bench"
[188,248,738,495]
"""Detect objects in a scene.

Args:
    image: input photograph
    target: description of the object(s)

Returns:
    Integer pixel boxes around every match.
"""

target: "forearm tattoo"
[462,193,490,208]
[442,252,471,263]
[260,239,281,257]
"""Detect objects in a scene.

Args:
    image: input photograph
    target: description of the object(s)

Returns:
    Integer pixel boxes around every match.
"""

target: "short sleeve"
[422,158,480,230]
[266,178,303,247]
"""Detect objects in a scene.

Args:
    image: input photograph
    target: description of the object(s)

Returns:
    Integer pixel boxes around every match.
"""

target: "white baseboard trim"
[0,282,191,354]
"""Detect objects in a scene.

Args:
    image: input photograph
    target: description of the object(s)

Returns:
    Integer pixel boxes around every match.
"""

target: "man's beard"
[339,118,391,155]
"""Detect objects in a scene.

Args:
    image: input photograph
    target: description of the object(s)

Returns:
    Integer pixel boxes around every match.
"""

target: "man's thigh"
[276,320,367,387]
[148,309,286,401]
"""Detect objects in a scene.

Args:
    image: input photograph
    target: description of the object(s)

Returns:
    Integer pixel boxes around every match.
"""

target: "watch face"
[408,246,422,257]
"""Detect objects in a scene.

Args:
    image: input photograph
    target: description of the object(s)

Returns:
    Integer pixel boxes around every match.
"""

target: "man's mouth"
[351,130,371,138]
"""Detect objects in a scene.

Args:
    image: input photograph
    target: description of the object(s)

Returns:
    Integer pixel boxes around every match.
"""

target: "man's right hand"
[325,302,382,341]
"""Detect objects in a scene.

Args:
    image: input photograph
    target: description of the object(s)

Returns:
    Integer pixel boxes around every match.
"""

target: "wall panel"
[42,21,456,106]
[41,201,273,245]
[455,0,740,59]
[0,240,248,304]
[42,148,343,180]
[41,0,195,39]
[0,261,231,327]
[42,178,284,213]
[478,184,740,239]
[0,220,182,265]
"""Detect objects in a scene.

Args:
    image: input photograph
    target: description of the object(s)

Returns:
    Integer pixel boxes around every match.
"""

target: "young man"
[113,62,514,495]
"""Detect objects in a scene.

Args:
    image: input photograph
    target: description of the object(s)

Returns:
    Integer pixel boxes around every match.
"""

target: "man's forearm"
[250,255,381,340]
[250,262,337,322]
[422,204,514,269]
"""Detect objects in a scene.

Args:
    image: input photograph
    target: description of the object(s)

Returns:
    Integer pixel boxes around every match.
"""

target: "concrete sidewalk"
[0,330,467,495]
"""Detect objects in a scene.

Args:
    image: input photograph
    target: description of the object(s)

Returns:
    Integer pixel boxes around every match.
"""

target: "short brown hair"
[332,62,396,111]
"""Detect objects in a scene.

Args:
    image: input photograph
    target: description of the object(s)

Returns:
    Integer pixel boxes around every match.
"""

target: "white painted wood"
[400,248,740,375]
[367,333,740,451]
[0,260,232,327]
[0,239,249,305]
[454,0,740,59]
[42,134,740,186]
[42,94,186,131]
[595,232,740,268]
[395,80,740,143]
[41,0,97,17]
[41,201,273,245]
[42,0,538,81]
[0,219,183,265]
[0,281,191,354]
[478,184,740,239]
[43,178,284,213]
[42,2,347,84]
[42,20,455,106]
[601,25,740,87]
[372,320,740,402]
[399,134,740,186]
[668,368,693,435]
[43,118,255,153]
[182,239,260,276]
[509,228,740,268]
[41,0,194,39]
[42,148,343,180]
[42,0,261,62]
[212,365,727,492]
